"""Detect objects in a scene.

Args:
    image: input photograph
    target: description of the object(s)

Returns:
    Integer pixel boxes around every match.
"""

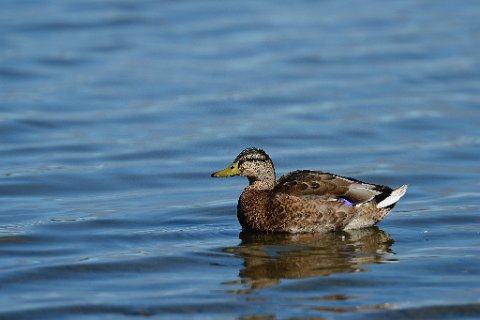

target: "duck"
[211,147,407,233]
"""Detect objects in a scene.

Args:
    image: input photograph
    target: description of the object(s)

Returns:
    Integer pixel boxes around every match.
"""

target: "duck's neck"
[247,165,276,190]
[247,179,275,190]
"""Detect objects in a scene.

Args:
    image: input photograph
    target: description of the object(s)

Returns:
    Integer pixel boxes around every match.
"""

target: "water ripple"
[0,0,480,318]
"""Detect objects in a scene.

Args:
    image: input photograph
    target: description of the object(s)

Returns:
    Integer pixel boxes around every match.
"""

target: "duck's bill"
[211,162,239,177]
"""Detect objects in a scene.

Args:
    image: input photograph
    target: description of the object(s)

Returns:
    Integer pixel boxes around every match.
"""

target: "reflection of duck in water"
[212,148,407,232]
[224,228,394,291]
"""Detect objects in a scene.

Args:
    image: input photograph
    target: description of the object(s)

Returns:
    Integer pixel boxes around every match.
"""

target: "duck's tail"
[377,184,408,209]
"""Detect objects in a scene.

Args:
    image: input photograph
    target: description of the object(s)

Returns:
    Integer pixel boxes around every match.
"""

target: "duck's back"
[274,170,393,207]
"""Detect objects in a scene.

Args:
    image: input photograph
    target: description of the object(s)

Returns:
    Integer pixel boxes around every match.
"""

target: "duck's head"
[211,147,275,187]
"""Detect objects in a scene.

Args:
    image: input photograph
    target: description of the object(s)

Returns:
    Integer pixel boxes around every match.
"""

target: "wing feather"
[274,170,392,205]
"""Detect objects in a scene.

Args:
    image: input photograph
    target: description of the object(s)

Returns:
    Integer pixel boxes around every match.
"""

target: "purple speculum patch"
[338,198,354,207]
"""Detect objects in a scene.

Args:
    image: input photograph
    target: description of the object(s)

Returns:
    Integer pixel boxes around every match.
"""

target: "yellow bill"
[211,161,239,177]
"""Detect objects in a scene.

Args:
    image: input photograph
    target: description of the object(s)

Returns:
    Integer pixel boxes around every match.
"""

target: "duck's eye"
[230,166,234,169]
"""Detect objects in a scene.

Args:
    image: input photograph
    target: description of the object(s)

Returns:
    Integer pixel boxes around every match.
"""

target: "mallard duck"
[211,147,407,233]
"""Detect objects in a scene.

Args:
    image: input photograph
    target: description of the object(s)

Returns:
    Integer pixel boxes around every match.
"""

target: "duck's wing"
[274,170,392,206]
[270,192,358,231]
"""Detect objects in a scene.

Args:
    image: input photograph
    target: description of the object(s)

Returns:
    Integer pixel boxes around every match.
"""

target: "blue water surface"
[1,1,479,319]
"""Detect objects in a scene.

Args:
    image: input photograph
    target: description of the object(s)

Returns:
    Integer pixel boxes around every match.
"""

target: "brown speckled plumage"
[211,147,407,233]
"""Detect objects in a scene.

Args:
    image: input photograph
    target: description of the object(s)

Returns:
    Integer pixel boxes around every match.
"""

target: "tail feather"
[377,184,408,209]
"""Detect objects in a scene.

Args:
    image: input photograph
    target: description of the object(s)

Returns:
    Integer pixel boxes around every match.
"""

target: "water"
[1,0,479,319]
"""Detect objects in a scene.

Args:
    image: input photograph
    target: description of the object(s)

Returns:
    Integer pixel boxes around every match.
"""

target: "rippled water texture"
[1,0,480,319]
